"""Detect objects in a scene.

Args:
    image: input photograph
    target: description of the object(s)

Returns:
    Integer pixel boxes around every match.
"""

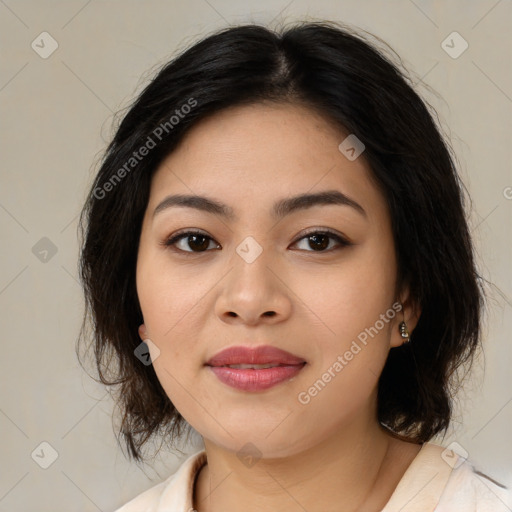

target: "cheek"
[137,252,206,339]
[136,257,212,405]
[291,268,395,437]
[287,252,397,414]
[292,248,396,341]
[138,269,209,424]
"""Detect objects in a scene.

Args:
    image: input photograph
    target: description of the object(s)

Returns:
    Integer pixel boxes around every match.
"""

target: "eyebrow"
[152,190,367,221]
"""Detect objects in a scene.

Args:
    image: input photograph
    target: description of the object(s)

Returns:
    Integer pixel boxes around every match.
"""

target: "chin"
[203,427,311,460]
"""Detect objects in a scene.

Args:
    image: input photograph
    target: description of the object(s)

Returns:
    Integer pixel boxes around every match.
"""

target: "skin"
[136,102,422,512]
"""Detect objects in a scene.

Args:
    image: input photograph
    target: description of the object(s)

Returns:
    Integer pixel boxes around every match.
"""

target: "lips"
[206,345,306,367]
[206,345,306,392]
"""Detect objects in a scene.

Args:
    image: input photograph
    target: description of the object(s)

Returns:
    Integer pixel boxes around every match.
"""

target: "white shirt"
[113,442,512,511]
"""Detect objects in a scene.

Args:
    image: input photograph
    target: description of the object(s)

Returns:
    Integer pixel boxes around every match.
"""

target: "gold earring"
[399,321,410,344]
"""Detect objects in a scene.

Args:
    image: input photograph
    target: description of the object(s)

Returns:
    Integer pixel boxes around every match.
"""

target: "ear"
[389,290,421,348]
[138,323,148,341]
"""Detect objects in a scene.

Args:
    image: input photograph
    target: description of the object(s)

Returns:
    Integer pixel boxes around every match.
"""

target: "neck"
[193,410,411,512]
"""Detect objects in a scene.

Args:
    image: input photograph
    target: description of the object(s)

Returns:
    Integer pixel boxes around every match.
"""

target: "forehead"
[148,102,387,223]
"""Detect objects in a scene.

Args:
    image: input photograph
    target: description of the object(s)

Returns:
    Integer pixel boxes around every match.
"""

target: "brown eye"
[291,230,351,253]
[306,233,330,251]
[164,231,220,253]
[163,229,350,255]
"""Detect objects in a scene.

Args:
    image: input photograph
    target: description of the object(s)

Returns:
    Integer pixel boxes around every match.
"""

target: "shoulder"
[112,449,206,512]
[382,441,512,512]
[436,453,512,511]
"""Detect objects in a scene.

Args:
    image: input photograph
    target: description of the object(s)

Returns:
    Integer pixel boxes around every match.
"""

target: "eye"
[162,228,352,254]
[291,229,352,252]
[162,230,220,253]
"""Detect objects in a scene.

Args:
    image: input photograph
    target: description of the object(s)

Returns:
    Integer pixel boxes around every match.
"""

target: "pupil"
[309,234,328,251]
[189,235,209,251]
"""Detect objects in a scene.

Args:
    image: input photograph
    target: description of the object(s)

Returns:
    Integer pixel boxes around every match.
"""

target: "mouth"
[206,345,306,391]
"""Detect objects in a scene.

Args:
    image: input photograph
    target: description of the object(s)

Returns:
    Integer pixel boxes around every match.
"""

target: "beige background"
[1,0,511,510]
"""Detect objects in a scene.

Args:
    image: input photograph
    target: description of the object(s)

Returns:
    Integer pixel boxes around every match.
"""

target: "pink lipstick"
[206,345,306,391]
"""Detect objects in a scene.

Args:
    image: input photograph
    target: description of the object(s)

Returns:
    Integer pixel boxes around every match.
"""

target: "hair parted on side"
[77,20,485,463]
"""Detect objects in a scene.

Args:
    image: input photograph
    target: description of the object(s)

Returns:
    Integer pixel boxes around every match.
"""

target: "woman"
[78,21,511,511]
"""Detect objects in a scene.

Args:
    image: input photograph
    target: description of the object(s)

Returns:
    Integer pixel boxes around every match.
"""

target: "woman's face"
[136,102,413,458]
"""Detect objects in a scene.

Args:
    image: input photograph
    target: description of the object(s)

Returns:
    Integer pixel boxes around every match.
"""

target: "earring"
[399,321,410,344]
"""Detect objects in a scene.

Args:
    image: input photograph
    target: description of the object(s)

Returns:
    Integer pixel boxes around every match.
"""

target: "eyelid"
[291,227,351,246]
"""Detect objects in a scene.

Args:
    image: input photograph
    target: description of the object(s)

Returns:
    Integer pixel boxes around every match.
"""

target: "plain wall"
[0,0,511,510]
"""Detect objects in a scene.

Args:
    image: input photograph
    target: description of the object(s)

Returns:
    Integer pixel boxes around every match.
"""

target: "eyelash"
[161,228,352,254]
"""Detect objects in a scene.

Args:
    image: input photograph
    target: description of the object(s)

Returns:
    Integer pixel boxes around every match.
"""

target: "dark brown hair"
[78,21,486,463]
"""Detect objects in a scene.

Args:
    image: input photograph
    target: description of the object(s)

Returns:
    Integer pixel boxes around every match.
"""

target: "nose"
[214,248,292,326]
